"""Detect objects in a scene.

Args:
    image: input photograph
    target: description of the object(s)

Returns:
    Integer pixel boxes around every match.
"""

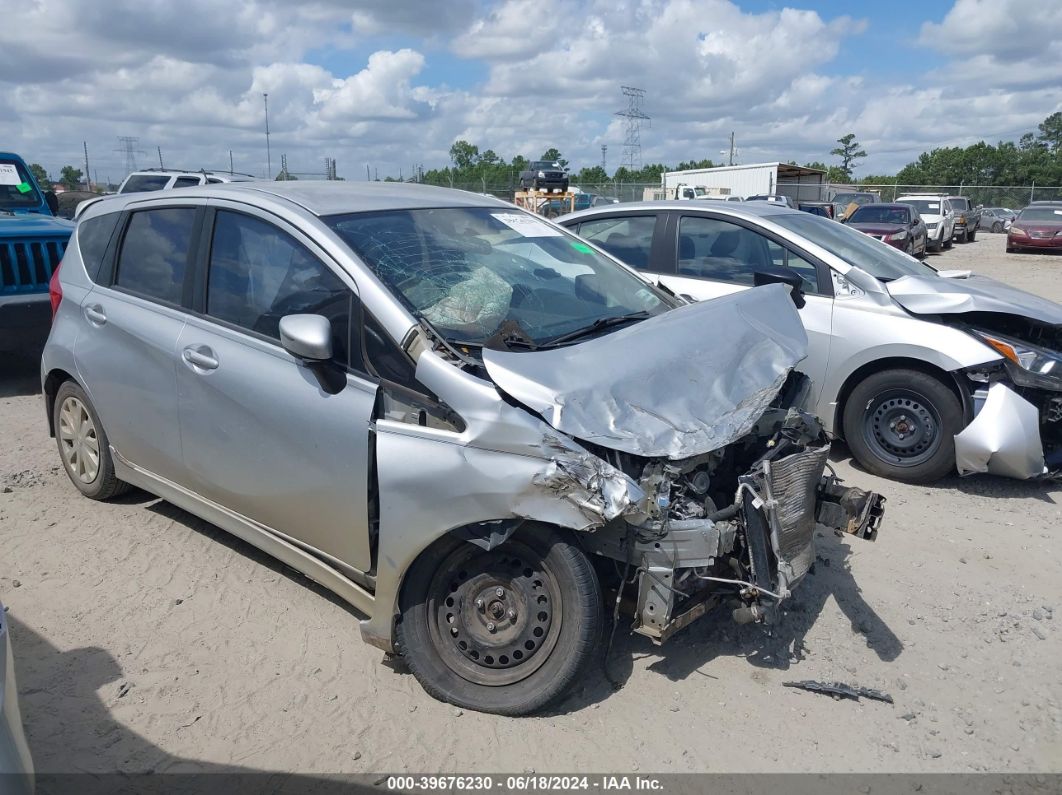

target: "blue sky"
[1,0,1059,182]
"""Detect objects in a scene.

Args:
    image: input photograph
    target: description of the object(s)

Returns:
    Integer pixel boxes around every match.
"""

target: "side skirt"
[111,449,377,619]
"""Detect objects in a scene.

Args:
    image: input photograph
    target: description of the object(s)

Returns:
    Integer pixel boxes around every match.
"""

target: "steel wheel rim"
[58,396,100,484]
[863,389,943,468]
[425,540,562,687]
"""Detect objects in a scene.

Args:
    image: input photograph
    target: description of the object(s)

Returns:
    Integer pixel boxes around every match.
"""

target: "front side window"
[576,215,657,270]
[115,208,196,304]
[206,211,350,362]
[325,207,672,348]
[676,216,774,284]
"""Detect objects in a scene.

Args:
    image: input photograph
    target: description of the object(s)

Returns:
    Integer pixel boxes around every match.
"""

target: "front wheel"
[842,369,962,483]
[397,525,602,715]
[992,221,1003,233]
[967,227,976,242]
[943,233,953,249]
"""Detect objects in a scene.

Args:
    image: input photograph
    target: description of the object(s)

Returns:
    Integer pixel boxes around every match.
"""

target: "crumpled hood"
[482,284,808,460]
[887,273,1062,326]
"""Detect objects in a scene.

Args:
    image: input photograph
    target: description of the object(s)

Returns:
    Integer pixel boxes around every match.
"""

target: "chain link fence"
[443,180,1062,208]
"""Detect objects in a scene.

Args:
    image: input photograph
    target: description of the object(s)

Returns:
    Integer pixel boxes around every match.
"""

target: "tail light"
[49,260,63,320]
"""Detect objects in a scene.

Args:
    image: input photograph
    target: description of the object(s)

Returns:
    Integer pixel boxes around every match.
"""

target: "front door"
[174,206,377,572]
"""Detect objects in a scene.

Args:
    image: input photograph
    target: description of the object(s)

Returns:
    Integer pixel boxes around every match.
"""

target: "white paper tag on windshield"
[492,212,562,237]
[926,203,939,210]
[1055,210,1062,216]
[0,164,21,185]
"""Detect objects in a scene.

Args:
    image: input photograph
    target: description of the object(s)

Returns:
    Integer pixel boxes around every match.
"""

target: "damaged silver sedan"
[43,183,883,715]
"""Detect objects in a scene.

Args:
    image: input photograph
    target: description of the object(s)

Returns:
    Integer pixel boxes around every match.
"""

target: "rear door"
[75,202,201,482]
[174,203,377,571]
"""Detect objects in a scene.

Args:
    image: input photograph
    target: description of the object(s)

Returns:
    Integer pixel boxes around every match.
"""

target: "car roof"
[81,181,513,219]
[558,199,799,224]
[853,203,913,209]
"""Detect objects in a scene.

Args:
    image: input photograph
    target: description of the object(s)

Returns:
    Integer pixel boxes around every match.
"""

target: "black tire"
[943,234,953,249]
[842,368,962,484]
[53,381,131,500]
[397,525,602,716]
[967,227,976,242]
[992,222,1003,233]
[929,231,943,252]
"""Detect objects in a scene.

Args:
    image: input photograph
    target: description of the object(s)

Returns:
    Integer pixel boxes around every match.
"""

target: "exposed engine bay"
[578,384,884,642]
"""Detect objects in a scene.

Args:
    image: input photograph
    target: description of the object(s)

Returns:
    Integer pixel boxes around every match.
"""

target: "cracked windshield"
[326,207,672,348]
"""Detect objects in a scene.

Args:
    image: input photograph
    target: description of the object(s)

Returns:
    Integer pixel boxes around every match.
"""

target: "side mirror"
[44,191,59,216]
[754,267,806,309]
[280,314,332,361]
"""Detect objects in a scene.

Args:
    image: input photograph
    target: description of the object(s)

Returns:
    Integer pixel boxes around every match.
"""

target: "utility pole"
[728,131,735,166]
[366,164,370,181]
[263,92,271,179]
[229,150,234,175]
[601,144,607,174]
[83,141,91,190]
[615,86,650,171]
[157,145,164,169]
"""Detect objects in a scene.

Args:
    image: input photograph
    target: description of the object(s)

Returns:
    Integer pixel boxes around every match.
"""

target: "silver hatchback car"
[42,183,884,714]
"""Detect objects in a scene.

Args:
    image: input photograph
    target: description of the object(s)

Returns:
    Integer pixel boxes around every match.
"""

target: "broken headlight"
[971,330,1062,391]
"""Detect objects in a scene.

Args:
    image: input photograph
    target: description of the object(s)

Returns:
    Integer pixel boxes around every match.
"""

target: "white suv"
[896,194,954,252]
[117,169,255,195]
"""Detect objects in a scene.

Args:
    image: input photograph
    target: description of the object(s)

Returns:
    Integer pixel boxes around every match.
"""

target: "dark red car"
[844,203,929,258]
[1007,205,1062,253]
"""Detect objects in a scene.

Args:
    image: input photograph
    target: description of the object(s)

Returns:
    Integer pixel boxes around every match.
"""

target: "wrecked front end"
[886,275,1062,479]
[472,286,885,642]
[575,400,884,642]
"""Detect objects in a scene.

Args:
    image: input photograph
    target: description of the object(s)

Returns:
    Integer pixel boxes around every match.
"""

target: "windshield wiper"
[539,311,651,348]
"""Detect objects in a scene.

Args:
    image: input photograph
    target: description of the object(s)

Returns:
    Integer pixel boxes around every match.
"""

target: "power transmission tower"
[615,86,650,171]
[279,153,288,181]
[115,136,144,175]
[601,144,607,174]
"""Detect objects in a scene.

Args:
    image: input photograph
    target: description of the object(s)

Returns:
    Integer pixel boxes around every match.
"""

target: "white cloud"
[0,0,1060,182]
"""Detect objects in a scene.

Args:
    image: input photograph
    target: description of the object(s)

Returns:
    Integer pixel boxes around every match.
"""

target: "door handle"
[182,346,219,371]
[84,304,106,325]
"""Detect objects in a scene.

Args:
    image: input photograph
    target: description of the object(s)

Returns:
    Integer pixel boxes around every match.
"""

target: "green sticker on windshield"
[15,182,32,194]
[570,242,592,254]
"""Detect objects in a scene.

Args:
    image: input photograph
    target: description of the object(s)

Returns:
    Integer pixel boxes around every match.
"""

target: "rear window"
[120,174,170,194]
[172,176,200,188]
[115,208,196,304]
[77,213,121,281]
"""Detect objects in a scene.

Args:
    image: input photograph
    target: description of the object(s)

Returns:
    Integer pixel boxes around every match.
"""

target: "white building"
[662,162,826,202]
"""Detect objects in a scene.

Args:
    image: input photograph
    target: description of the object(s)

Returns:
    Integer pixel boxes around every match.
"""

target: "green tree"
[1037,111,1062,152]
[449,140,479,170]
[576,165,608,183]
[830,133,867,180]
[803,161,849,183]
[28,163,50,188]
[59,165,83,191]
[541,148,568,169]
[675,158,714,171]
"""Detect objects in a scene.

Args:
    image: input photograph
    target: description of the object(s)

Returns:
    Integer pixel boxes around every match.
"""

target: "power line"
[615,86,650,171]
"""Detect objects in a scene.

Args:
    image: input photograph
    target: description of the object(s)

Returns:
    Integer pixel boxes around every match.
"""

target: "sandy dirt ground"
[1,232,1060,775]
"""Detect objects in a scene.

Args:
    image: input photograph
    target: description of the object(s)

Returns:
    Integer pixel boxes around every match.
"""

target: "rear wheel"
[992,221,1003,233]
[53,381,130,500]
[397,525,602,715]
[967,227,976,242]
[842,369,962,484]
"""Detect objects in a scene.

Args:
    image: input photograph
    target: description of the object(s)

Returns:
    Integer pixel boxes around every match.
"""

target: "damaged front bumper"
[582,411,886,643]
[955,381,1062,479]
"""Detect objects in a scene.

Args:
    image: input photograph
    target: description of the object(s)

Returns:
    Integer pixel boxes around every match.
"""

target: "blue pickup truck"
[0,152,73,352]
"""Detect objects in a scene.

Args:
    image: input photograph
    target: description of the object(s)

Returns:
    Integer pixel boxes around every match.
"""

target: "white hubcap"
[58,397,100,484]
